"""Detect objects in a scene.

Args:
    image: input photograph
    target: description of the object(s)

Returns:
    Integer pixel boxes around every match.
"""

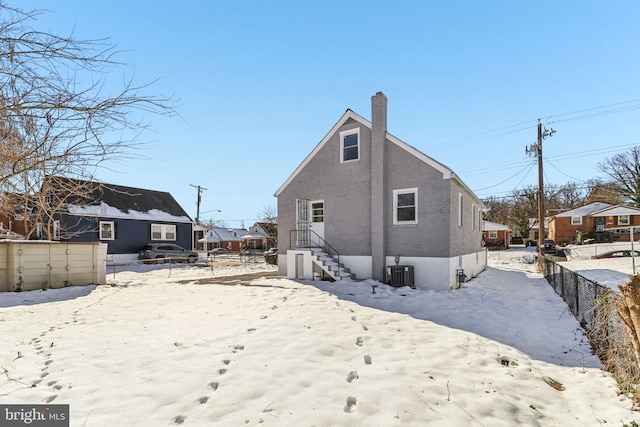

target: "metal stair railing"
[289,229,341,278]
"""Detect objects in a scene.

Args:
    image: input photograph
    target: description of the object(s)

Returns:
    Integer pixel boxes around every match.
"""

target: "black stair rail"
[289,229,341,278]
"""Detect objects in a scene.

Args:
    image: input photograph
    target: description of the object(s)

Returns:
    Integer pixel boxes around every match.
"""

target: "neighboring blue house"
[52,177,193,257]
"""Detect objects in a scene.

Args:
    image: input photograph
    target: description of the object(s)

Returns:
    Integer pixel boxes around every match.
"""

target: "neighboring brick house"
[546,201,640,244]
[591,205,640,242]
[200,227,248,252]
[243,222,277,250]
[482,221,510,249]
[275,92,486,290]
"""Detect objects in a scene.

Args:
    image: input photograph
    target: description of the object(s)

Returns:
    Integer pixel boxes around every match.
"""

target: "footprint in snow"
[364,355,372,365]
[346,371,358,383]
[356,337,364,347]
[344,396,357,413]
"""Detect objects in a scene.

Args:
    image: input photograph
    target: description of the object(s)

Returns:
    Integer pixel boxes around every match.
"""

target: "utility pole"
[190,184,207,225]
[526,120,555,269]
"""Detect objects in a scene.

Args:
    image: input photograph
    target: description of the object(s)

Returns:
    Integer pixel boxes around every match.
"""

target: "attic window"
[340,129,360,163]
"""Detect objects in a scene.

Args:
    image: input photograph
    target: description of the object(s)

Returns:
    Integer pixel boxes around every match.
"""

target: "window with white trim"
[340,128,360,163]
[571,216,582,225]
[393,188,417,224]
[311,202,324,222]
[53,220,61,240]
[458,193,463,227]
[151,224,176,241]
[99,221,115,240]
[472,204,476,230]
[489,230,497,239]
[619,215,630,225]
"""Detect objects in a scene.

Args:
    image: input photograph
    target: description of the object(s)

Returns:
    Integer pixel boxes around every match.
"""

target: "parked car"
[138,243,198,263]
[544,239,556,250]
[592,250,640,260]
[208,247,229,256]
[264,247,277,265]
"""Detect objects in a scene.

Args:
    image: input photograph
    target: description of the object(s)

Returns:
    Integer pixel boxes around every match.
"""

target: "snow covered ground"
[1,249,638,426]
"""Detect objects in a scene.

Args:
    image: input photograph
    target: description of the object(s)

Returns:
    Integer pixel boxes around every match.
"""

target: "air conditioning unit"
[386,265,414,288]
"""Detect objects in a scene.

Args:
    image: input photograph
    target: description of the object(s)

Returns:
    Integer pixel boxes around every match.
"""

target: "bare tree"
[0,4,173,238]
[598,146,640,207]
[258,204,277,224]
[584,178,625,205]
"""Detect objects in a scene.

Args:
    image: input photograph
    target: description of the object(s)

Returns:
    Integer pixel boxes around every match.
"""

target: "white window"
[340,128,360,163]
[311,202,324,223]
[489,230,498,239]
[393,188,417,225]
[458,193,463,227]
[472,204,476,230]
[99,221,115,240]
[151,224,176,241]
[619,215,630,225]
[571,216,582,225]
[53,220,61,240]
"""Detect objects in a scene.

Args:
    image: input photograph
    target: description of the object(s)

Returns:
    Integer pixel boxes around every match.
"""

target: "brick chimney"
[371,92,387,281]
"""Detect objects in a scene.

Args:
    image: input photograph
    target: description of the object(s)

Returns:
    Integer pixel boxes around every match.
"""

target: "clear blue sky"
[16,1,640,226]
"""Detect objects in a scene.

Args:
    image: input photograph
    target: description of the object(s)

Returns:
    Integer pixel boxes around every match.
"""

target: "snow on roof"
[482,221,510,231]
[201,227,248,243]
[68,202,191,223]
[591,205,640,217]
[554,202,612,217]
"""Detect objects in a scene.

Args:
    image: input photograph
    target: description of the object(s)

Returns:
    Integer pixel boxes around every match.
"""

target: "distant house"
[242,222,277,250]
[528,217,549,245]
[0,192,33,238]
[51,177,193,259]
[549,202,640,244]
[274,92,486,290]
[482,221,510,249]
[193,224,208,251]
[200,227,248,253]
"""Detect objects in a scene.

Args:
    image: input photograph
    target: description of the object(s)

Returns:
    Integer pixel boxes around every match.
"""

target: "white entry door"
[296,199,324,247]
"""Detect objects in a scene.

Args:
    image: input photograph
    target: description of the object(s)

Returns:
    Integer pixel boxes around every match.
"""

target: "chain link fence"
[544,258,640,398]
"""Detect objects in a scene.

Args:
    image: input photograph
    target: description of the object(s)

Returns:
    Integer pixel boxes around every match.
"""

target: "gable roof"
[251,222,277,237]
[201,227,248,243]
[54,177,192,223]
[591,205,640,217]
[274,109,484,207]
[482,220,510,231]
[553,202,613,218]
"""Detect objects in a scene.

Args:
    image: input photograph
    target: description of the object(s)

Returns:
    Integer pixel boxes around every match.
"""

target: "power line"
[427,97,640,152]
